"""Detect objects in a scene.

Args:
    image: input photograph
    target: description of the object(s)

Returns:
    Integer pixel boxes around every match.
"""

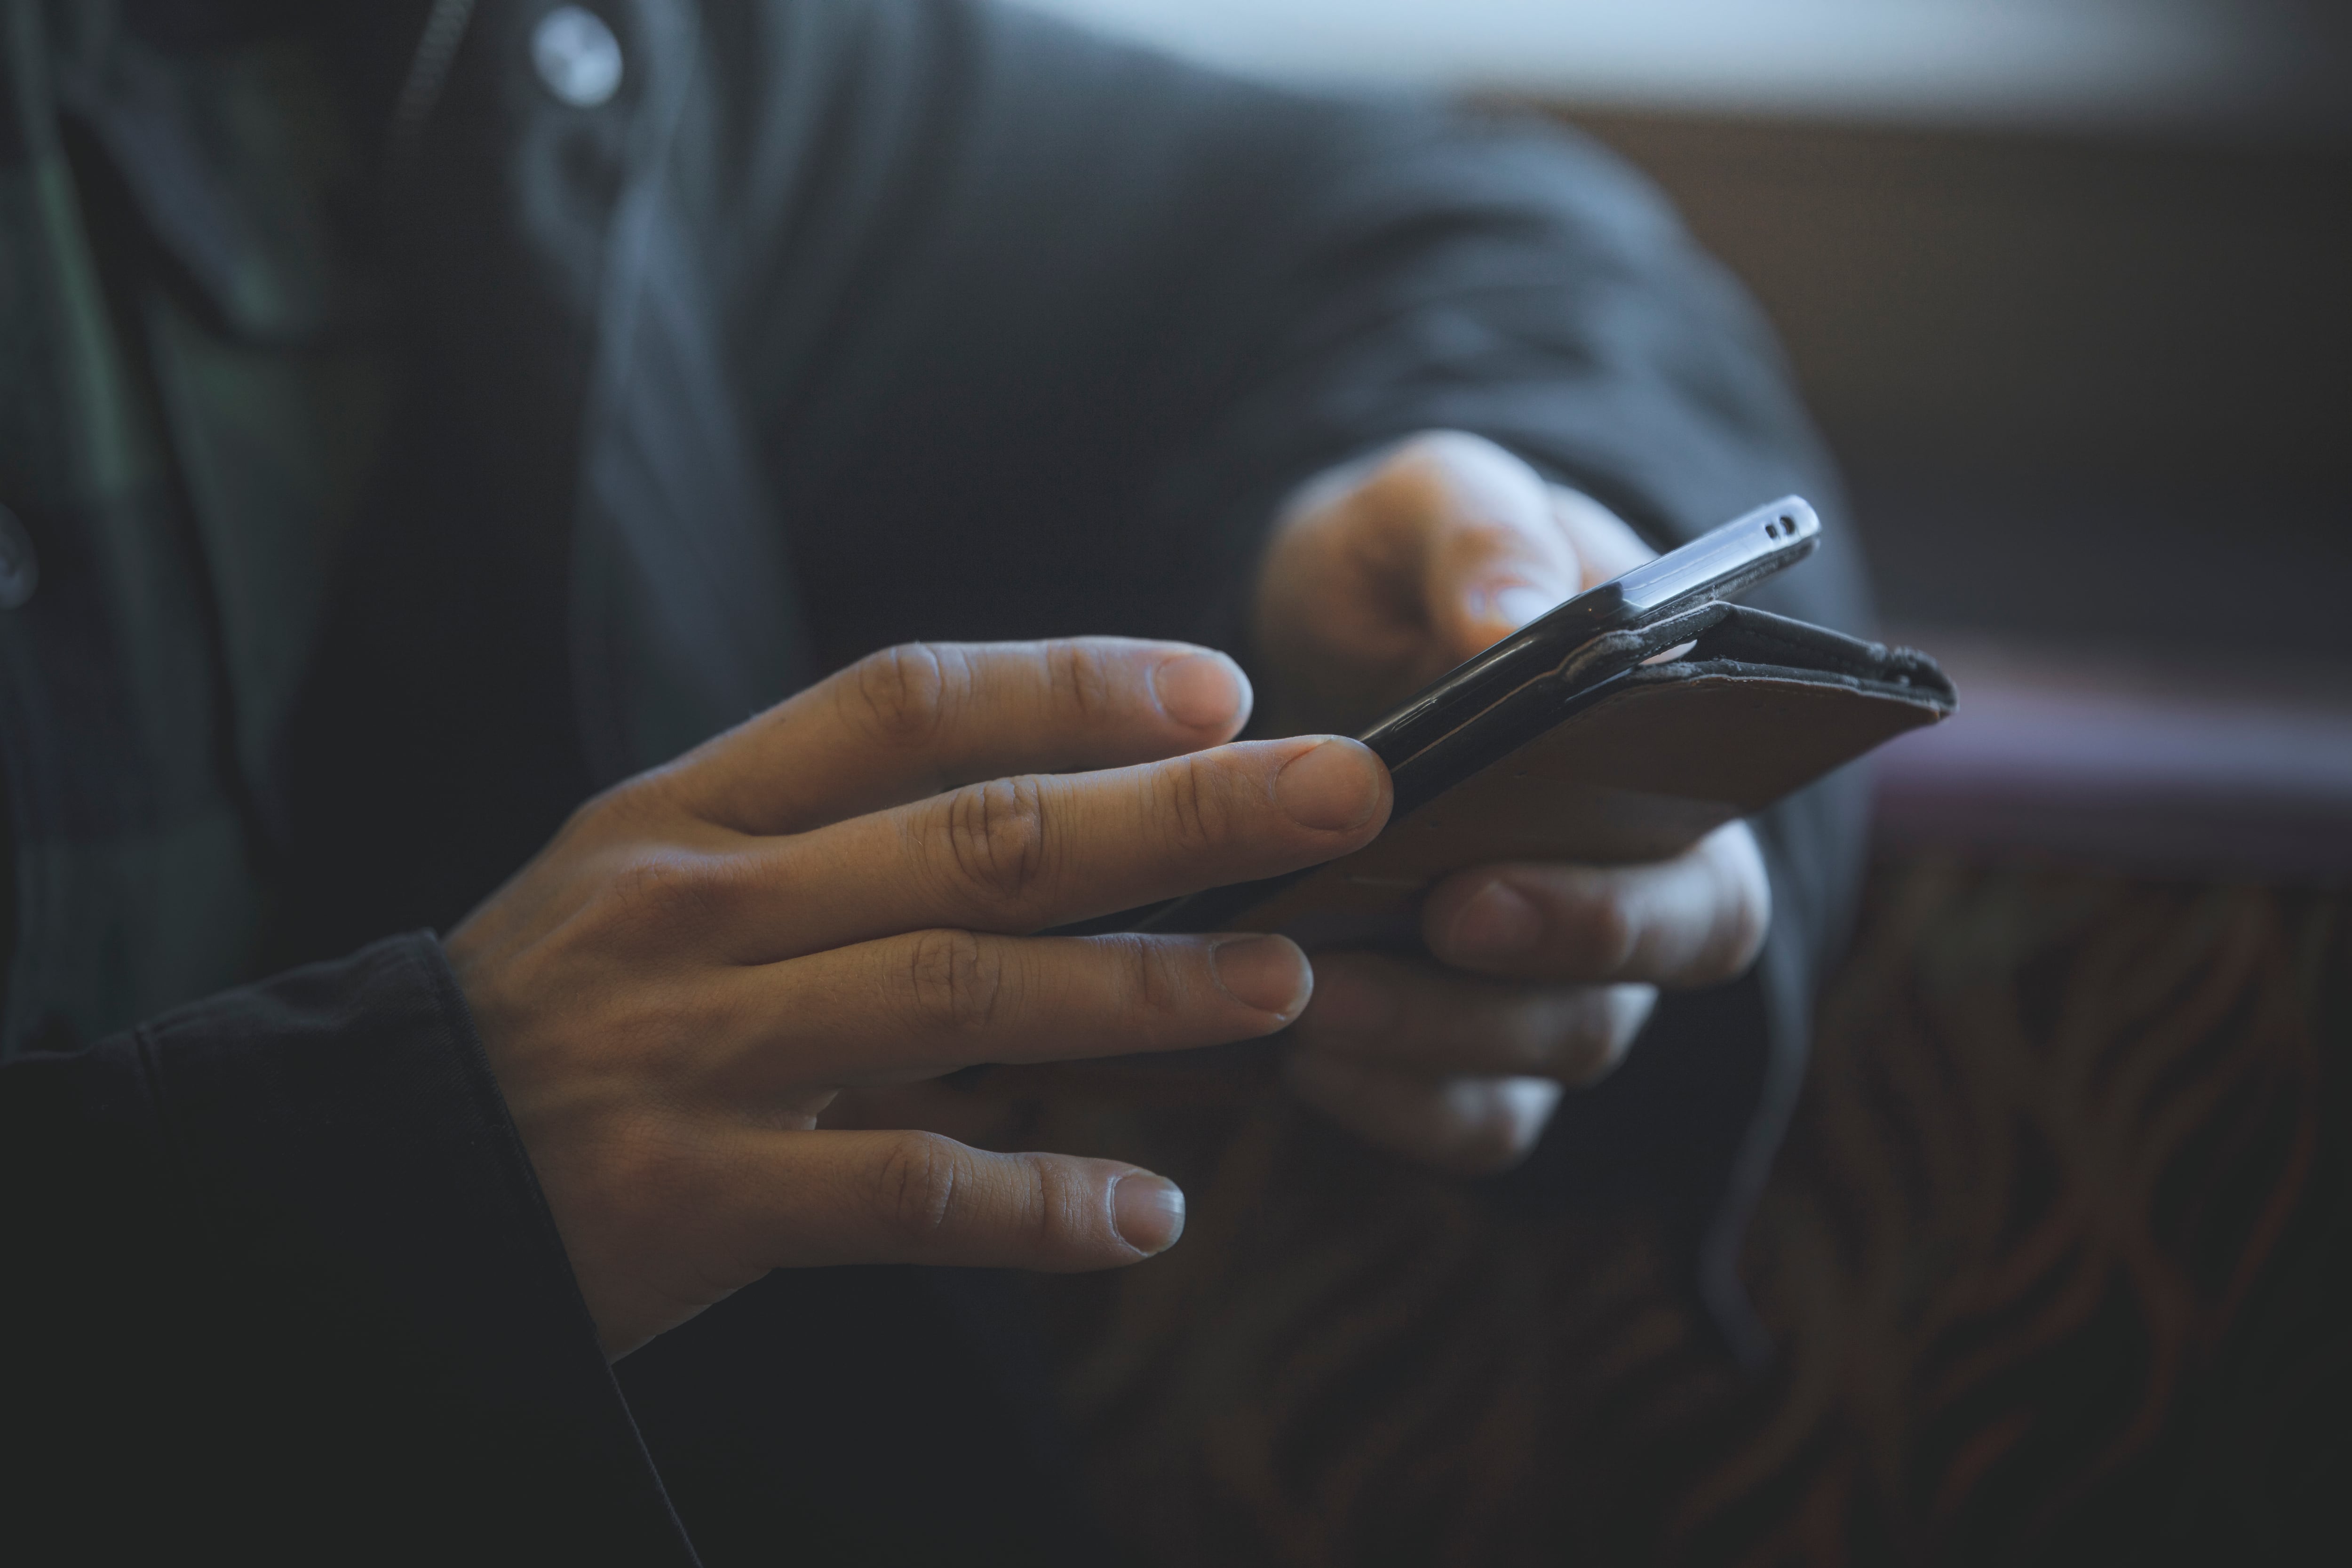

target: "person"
[0,0,1871,1560]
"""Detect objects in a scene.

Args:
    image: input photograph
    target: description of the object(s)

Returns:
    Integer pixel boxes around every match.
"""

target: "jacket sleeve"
[0,935,695,1565]
[697,0,1872,1354]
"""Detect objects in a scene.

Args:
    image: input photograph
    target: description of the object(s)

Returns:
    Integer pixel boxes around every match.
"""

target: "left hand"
[1255,432,1771,1174]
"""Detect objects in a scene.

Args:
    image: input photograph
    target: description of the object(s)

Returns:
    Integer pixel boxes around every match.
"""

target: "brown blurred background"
[1003,3,2352,1562]
[1563,98,2352,883]
[1566,107,2351,657]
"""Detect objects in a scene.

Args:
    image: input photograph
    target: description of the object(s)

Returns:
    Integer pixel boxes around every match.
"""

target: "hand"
[1255,432,1771,1173]
[445,639,1390,1357]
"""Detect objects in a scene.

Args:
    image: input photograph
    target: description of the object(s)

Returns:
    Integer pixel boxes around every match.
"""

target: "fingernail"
[1445,881,1540,961]
[1274,740,1385,832]
[1153,652,1248,731]
[1210,934,1311,1019]
[1475,582,1564,631]
[1112,1174,1186,1255]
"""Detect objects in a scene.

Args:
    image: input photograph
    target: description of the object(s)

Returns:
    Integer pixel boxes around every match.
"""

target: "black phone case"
[1145,601,1955,947]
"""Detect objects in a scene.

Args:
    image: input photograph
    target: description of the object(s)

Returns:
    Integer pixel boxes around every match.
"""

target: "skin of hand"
[1254,431,1772,1174]
[444,638,1391,1358]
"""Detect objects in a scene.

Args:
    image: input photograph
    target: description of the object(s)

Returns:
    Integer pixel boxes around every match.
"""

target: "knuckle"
[563,780,631,834]
[1154,754,1228,856]
[605,849,731,934]
[848,642,956,745]
[874,1132,963,1246]
[1019,1154,1094,1257]
[905,928,1007,1033]
[1043,640,1118,724]
[938,775,1052,907]
[1107,935,1189,1028]
[555,775,665,854]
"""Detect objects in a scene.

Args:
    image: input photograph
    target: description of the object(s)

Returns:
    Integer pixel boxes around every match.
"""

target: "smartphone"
[1140,494,1824,938]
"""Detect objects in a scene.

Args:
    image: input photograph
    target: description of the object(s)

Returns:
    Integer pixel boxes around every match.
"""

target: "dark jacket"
[0,0,1871,1559]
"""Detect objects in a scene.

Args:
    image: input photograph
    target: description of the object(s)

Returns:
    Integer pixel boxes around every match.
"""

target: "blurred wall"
[1558,110,2352,657]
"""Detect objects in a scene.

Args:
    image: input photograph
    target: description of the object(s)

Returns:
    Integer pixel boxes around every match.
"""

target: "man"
[0,0,1869,1560]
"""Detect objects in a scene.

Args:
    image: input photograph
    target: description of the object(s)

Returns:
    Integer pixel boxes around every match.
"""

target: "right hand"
[444,639,1391,1359]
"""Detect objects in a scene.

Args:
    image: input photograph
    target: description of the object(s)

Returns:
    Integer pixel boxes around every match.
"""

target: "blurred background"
[1028,0,2352,880]
[1005,6,2352,1561]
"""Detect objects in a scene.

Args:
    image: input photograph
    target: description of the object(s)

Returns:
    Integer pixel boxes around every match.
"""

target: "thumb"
[1406,437,1583,662]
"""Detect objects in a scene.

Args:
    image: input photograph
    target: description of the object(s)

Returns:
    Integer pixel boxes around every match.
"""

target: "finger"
[1294,951,1653,1083]
[709,930,1311,1088]
[1284,1055,1562,1175]
[742,1129,1187,1270]
[661,638,1254,836]
[1421,822,1772,985]
[742,735,1390,955]
[1364,433,1584,661]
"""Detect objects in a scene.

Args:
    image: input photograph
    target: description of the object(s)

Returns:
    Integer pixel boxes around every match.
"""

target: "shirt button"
[0,503,37,610]
[532,6,624,108]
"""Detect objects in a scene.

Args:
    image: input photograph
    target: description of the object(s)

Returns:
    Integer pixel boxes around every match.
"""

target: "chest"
[0,14,387,1052]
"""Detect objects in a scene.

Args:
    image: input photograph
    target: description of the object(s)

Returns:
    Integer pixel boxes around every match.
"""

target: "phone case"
[1150,602,1955,948]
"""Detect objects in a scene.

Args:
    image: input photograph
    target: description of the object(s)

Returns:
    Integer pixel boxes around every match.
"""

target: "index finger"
[659,638,1254,836]
[739,735,1391,959]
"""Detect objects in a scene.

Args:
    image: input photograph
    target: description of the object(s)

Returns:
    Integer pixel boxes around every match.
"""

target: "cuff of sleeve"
[131,931,694,1563]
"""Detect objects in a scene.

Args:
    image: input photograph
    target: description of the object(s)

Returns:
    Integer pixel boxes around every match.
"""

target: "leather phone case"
[1152,602,1955,948]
